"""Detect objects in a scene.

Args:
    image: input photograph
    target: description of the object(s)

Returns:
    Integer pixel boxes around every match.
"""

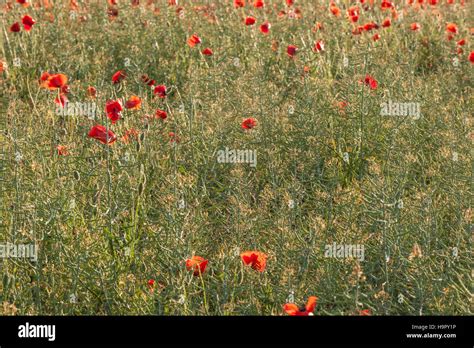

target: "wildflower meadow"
[0,0,472,317]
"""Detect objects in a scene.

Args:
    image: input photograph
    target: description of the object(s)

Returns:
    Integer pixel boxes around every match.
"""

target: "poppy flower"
[286,0,294,5]
[154,84,167,98]
[125,95,141,110]
[363,75,378,90]
[187,34,202,47]
[381,0,393,9]
[245,16,256,25]
[283,296,318,316]
[363,22,377,31]
[87,86,97,98]
[88,125,117,145]
[240,251,267,272]
[112,70,126,84]
[61,85,70,94]
[106,99,123,124]
[169,132,180,143]
[21,15,35,31]
[0,60,6,73]
[106,99,123,114]
[446,23,458,34]
[372,33,381,41]
[469,51,474,64]
[364,75,378,89]
[156,109,167,119]
[16,0,30,7]
[259,22,271,34]
[457,39,466,46]
[56,145,68,156]
[349,14,359,23]
[359,309,371,316]
[253,0,264,8]
[382,18,391,28]
[287,45,298,57]
[147,279,155,291]
[330,5,341,17]
[185,256,208,276]
[141,74,156,86]
[10,22,21,32]
[241,117,256,129]
[410,22,421,31]
[234,0,245,8]
[40,73,68,90]
[202,48,213,56]
[313,40,324,52]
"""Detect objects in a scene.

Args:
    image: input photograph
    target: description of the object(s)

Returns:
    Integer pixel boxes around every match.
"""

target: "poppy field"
[0,0,472,316]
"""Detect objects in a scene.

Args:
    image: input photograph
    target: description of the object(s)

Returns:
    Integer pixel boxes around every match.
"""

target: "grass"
[0,0,472,315]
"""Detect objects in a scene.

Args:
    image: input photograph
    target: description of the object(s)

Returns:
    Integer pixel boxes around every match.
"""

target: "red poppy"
[410,22,421,31]
[363,22,377,31]
[87,86,97,98]
[106,99,123,124]
[381,0,394,9]
[185,256,208,276]
[287,45,298,57]
[10,22,21,32]
[234,0,245,8]
[16,0,30,7]
[457,39,466,46]
[112,70,126,84]
[88,125,117,145]
[141,74,156,86]
[253,0,264,8]
[283,296,318,316]
[125,95,141,110]
[61,85,70,94]
[147,279,155,291]
[169,132,180,143]
[286,0,294,5]
[349,14,359,23]
[469,51,474,63]
[56,145,68,156]
[156,109,167,119]
[245,16,256,26]
[240,251,267,272]
[40,73,68,90]
[372,33,381,41]
[187,34,202,47]
[363,75,378,90]
[259,22,271,34]
[382,18,391,28]
[446,23,458,34]
[154,84,167,98]
[202,48,213,56]
[330,5,341,17]
[241,117,256,129]
[21,15,35,31]
[313,40,324,52]
[359,309,371,316]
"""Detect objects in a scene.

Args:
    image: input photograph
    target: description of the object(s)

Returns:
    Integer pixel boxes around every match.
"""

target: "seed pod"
[138,182,144,195]
[73,170,80,181]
